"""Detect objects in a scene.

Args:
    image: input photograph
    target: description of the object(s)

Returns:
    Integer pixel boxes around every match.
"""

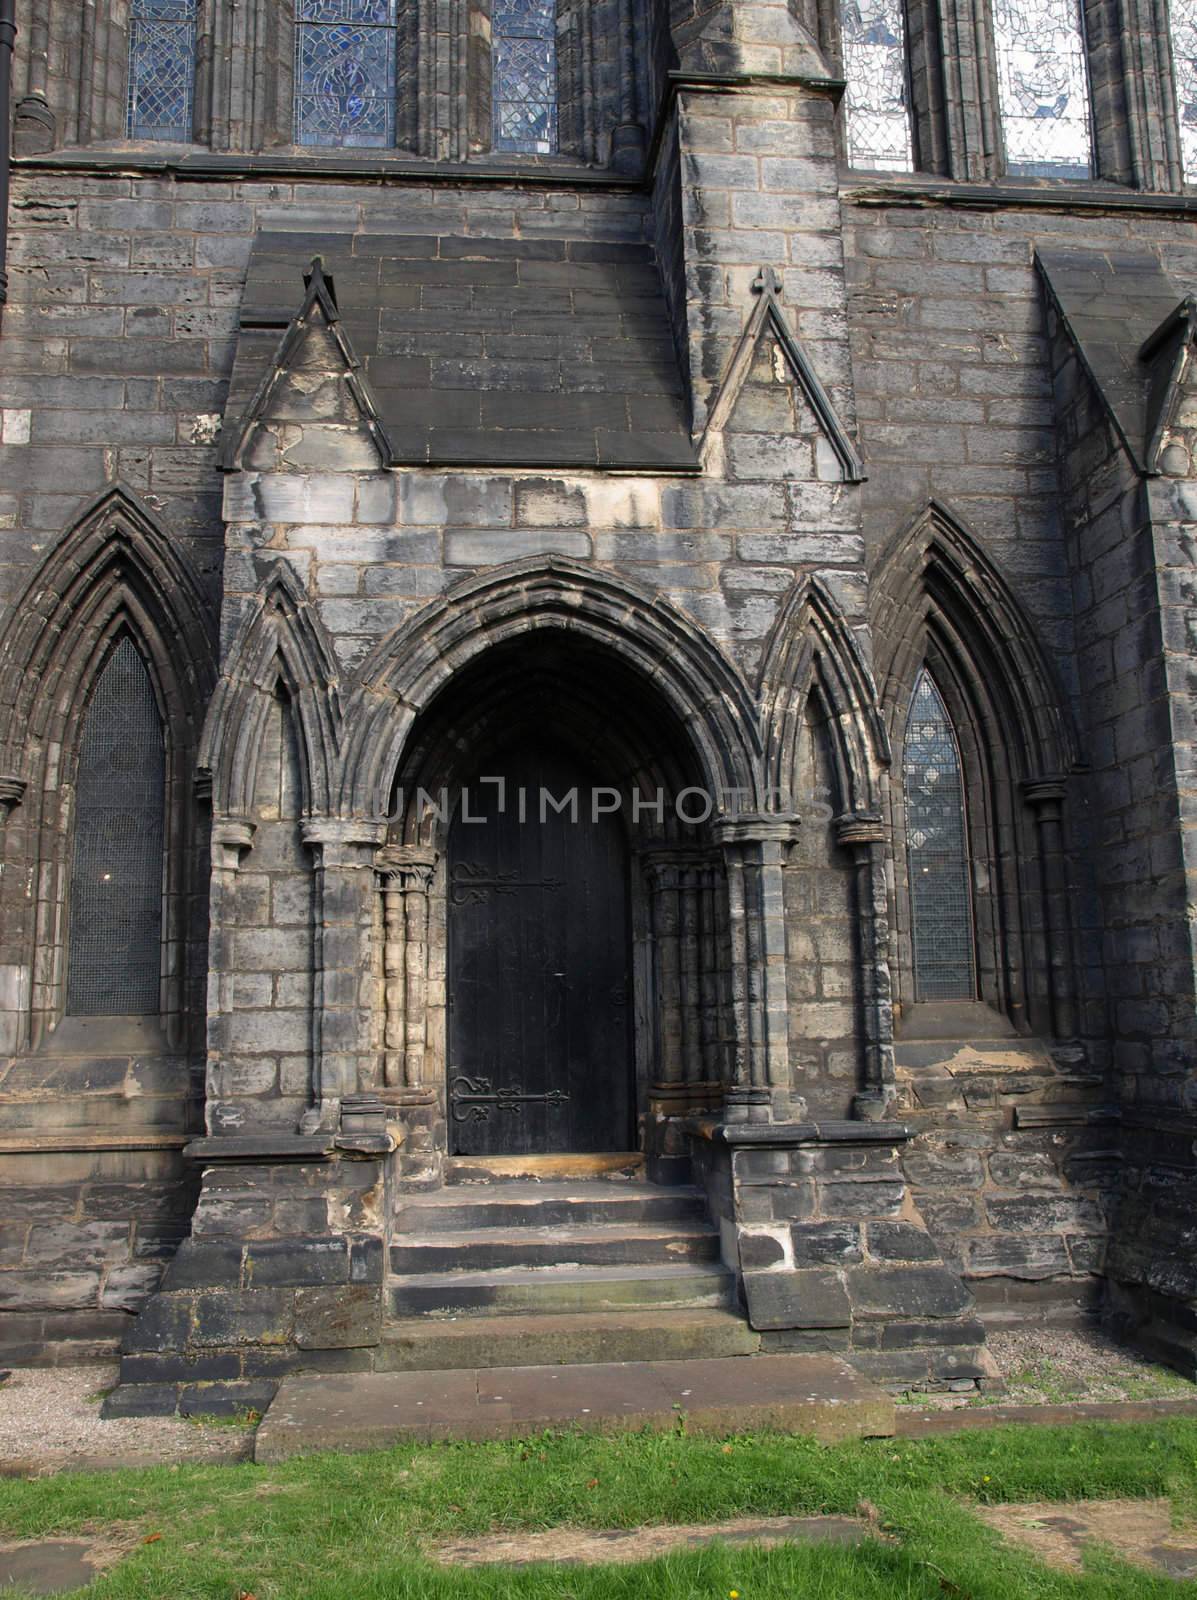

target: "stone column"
[696,858,725,1110]
[1022,778,1078,1041]
[204,817,256,1130]
[644,853,686,1115]
[376,846,437,1093]
[715,815,804,1123]
[299,819,387,1136]
[835,813,897,1120]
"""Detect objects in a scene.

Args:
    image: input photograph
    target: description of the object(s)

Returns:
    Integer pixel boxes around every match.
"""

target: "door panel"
[447,743,632,1155]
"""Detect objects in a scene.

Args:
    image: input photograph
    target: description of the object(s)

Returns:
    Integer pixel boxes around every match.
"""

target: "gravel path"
[906,1325,1195,1409]
[0,1364,252,1474]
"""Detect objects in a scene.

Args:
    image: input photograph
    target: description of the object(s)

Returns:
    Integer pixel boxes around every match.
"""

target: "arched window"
[294,0,399,147]
[903,669,975,1002]
[840,0,914,171]
[493,0,558,153]
[1168,0,1197,182]
[991,0,1093,177]
[126,0,198,142]
[65,638,166,1017]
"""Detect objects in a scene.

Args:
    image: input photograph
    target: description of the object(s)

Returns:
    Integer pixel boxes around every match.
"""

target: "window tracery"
[841,0,915,170]
[991,0,1094,176]
[65,637,166,1017]
[493,0,558,154]
[1168,0,1197,182]
[903,669,976,1002]
[294,0,399,148]
[126,0,197,142]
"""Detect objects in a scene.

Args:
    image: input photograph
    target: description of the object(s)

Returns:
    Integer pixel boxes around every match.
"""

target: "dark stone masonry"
[0,0,1194,1414]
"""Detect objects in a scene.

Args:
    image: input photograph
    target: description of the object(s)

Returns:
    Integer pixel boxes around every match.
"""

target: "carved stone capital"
[376,844,438,892]
[1022,776,1068,816]
[834,811,886,849]
[210,818,255,870]
[0,775,26,825]
[302,817,388,868]
[714,812,802,848]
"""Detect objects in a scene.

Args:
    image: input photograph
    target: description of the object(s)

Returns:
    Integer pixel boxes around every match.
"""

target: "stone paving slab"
[255,1353,895,1462]
[977,1497,1197,1579]
[432,1514,881,1568]
[0,1541,103,1595]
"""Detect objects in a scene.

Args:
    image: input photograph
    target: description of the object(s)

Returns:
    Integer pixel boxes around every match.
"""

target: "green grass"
[1,1420,1196,1598]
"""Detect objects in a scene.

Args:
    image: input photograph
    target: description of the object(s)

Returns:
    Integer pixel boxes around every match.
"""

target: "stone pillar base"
[102,1142,387,1418]
[685,1118,996,1394]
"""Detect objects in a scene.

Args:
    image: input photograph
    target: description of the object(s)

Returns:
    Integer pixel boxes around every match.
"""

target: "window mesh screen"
[493,0,558,154]
[841,0,915,171]
[904,669,976,1002]
[1169,0,1197,183]
[992,0,1093,177]
[127,0,197,142]
[66,638,165,1017]
[294,0,398,148]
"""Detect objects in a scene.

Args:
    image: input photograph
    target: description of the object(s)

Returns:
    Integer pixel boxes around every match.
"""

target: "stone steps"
[386,1176,738,1331]
[387,1260,736,1318]
[390,1222,720,1274]
[393,1181,707,1232]
[379,1307,760,1371]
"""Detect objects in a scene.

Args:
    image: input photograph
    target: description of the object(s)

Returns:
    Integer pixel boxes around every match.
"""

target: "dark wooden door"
[447,742,632,1155]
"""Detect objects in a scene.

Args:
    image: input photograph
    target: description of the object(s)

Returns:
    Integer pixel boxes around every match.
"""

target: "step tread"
[394,1223,717,1247]
[388,1261,733,1288]
[382,1308,751,1341]
[400,1182,704,1205]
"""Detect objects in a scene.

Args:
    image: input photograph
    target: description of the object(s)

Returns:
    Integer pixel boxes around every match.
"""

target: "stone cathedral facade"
[0,0,1194,1415]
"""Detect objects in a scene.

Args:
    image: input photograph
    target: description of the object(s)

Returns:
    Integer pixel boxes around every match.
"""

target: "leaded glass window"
[66,639,165,1017]
[295,0,398,148]
[992,0,1093,177]
[841,0,915,171]
[1169,0,1197,182]
[126,0,197,142]
[904,670,976,1002]
[493,0,558,154]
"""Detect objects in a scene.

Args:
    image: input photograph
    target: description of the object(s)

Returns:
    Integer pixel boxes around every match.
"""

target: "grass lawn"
[2,1419,1196,1598]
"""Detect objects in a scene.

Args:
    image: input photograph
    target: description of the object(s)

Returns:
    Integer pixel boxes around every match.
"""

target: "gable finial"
[752,266,782,298]
[302,254,338,311]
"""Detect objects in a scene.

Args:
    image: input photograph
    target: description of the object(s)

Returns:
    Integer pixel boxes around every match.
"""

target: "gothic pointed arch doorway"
[387,628,731,1166]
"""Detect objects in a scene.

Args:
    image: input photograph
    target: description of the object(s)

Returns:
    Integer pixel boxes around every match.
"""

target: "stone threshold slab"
[254,1353,895,1462]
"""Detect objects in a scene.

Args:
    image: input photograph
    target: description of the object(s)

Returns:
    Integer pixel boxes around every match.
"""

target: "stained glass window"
[992,0,1093,177]
[494,0,558,154]
[126,0,197,142]
[66,638,165,1017]
[841,0,914,171]
[1168,0,1197,182]
[295,0,398,148]
[904,670,976,1002]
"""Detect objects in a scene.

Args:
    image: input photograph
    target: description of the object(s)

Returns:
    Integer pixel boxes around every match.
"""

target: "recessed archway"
[387,628,731,1165]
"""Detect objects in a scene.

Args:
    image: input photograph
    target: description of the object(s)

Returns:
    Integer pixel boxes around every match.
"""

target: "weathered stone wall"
[4,0,1197,1389]
[108,1151,386,1417]
[895,1037,1113,1325]
[0,1020,203,1359]
[717,1121,993,1392]
[1044,295,1197,1373]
